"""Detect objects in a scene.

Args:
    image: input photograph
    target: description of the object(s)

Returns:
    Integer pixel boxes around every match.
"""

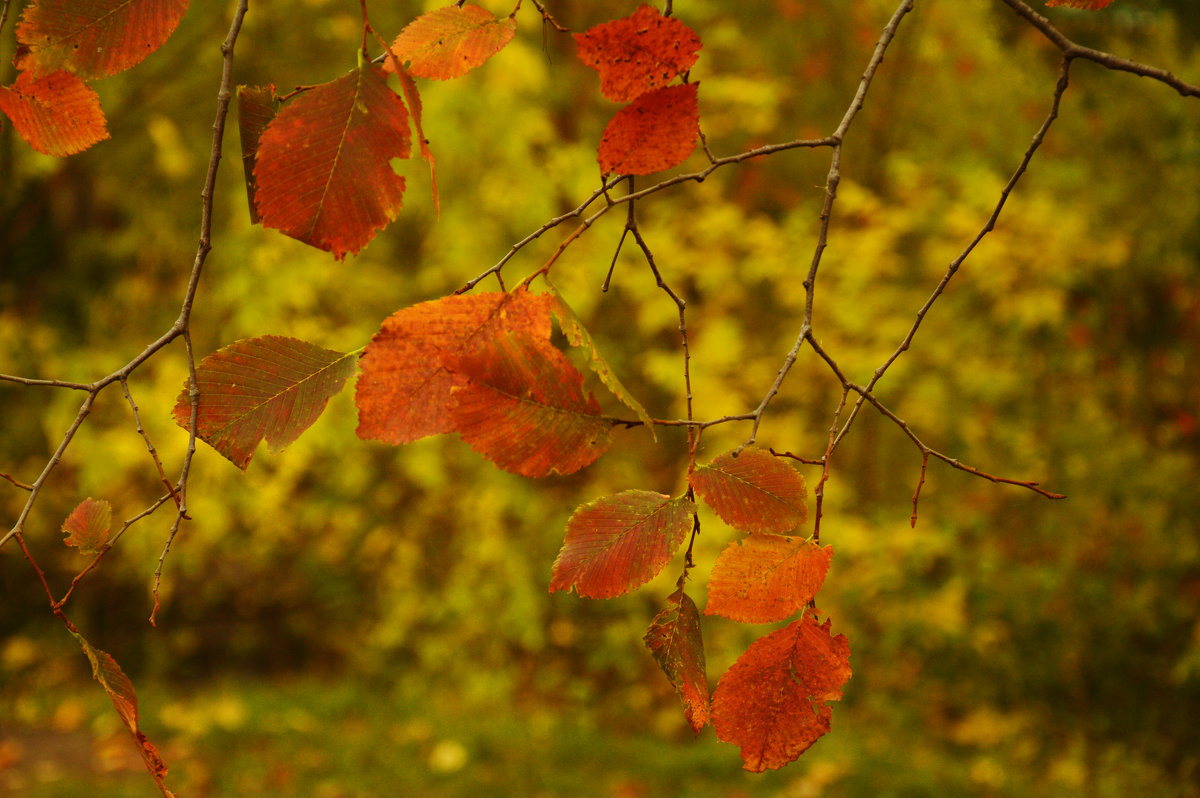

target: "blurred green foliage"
[2,0,1199,795]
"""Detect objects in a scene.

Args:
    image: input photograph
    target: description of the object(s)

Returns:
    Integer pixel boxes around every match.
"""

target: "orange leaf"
[574,4,701,103]
[15,0,189,80]
[448,331,612,477]
[0,70,109,156]
[550,491,695,598]
[388,4,516,81]
[1045,0,1114,7]
[689,447,807,534]
[356,289,552,444]
[73,633,174,796]
[712,613,851,772]
[174,336,356,470]
[236,85,279,225]
[61,497,112,555]
[391,63,439,216]
[644,586,710,732]
[254,65,411,260]
[705,537,832,624]
[598,83,699,176]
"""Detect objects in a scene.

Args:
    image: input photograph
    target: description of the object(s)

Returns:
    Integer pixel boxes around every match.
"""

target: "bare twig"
[1,471,33,491]
[529,0,569,32]
[0,0,11,36]
[120,379,184,511]
[997,0,1200,98]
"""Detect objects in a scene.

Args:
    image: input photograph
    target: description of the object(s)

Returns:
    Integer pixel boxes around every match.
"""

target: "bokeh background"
[2,1,1199,795]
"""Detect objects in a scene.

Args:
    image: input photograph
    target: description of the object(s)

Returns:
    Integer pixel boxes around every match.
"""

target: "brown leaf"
[73,633,174,796]
[254,65,411,260]
[16,0,189,80]
[574,4,701,103]
[356,289,552,445]
[0,70,109,156]
[705,537,832,624]
[173,336,356,470]
[236,85,279,224]
[61,497,112,555]
[550,491,695,598]
[689,446,807,534]
[598,83,699,176]
[388,4,516,81]
[645,586,710,732]
[448,330,612,477]
[712,613,851,772]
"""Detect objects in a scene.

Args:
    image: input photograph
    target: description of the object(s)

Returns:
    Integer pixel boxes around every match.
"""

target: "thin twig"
[0,375,93,389]
[0,0,12,36]
[997,0,1200,98]
[529,0,568,32]
[1,471,33,491]
[120,379,184,511]
[910,453,929,528]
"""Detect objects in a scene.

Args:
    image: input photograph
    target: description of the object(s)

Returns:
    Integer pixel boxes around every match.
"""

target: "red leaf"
[356,289,552,444]
[689,446,807,534]
[574,4,701,103]
[644,586,710,732]
[598,83,699,176]
[15,0,189,80]
[254,65,411,260]
[1045,0,1114,7]
[61,497,112,555]
[391,63,439,216]
[73,633,174,796]
[388,4,516,81]
[705,537,832,624]
[0,70,109,156]
[712,613,852,772]
[173,336,356,470]
[550,491,695,598]
[236,85,279,225]
[448,331,612,477]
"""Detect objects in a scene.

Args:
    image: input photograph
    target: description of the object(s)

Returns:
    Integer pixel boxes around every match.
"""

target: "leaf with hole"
[448,330,612,477]
[645,586,709,732]
[690,446,807,534]
[598,83,699,176]
[61,497,112,555]
[550,491,694,598]
[575,4,701,103]
[705,536,832,624]
[356,289,553,445]
[173,336,356,470]
[254,65,411,260]
[712,613,851,772]
[15,0,189,80]
[0,70,109,156]
[388,4,516,81]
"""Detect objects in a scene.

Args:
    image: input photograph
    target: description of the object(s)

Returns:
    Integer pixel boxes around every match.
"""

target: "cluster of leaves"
[0,0,1176,792]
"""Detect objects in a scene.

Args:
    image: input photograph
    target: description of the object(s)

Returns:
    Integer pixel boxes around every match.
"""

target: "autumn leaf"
[0,70,109,156]
[546,283,655,438]
[388,4,516,81]
[448,330,613,477]
[236,85,279,224]
[550,491,695,598]
[173,336,357,470]
[690,447,807,534]
[254,64,411,260]
[705,536,832,624]
[15,0,189,81]
[712,613,852,772]
[61,497,112,555]
[356,289,552,444]
[598,83,699,176]
[1045,0,1115,8]
[644,586,709,732]
[575,4,702,103]
[72,632,174,796]
[390,62,439,216]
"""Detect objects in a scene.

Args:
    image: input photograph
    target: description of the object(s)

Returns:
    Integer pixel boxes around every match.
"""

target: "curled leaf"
[645,587,709,732]
[236,85,280,224]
